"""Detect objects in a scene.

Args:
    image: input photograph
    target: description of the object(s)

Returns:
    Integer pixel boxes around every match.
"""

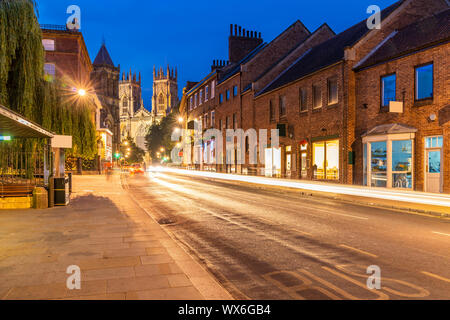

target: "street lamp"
[78,89,86,97]
[178,117,183,124]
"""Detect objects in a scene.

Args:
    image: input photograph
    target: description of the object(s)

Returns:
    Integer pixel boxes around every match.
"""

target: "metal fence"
[0,150,48,187]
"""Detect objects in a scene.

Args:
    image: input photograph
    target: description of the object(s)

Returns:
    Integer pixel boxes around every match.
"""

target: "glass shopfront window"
[364,138,414,189]
[370,141,387,187]
[312,140,339,180]
[392,140,412,188]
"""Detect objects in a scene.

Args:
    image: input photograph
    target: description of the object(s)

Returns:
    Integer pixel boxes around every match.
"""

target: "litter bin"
[54,177,70,206]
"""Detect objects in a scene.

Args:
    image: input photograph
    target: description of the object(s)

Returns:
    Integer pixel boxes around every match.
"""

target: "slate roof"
[257,0,404,96]
[355,8,450,70]
[93,44,115,66]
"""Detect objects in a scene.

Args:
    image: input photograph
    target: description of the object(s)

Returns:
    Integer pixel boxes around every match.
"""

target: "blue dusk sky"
[36,0,397,110]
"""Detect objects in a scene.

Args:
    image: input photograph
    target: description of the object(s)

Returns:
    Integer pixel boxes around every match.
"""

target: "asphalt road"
[124,171,450,300]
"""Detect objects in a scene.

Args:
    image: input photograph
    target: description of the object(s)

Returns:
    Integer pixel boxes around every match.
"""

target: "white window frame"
[205,86,209,102]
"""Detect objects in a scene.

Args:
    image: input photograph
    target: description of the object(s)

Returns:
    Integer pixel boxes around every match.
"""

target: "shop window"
[312,140,339,180]
[327,78,338,105]
[370,141,387,187]
[299,88,307,112]
[392,140,412,188]
[415,63,433,100]
[313,85,322,109]
[381,74,396,107]
[363,138,414,189]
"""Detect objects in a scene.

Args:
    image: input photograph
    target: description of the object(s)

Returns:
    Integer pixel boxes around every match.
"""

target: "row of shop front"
[184,127,446,193]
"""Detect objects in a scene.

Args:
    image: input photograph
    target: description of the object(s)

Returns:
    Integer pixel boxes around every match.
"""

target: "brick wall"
[354,43,450,191]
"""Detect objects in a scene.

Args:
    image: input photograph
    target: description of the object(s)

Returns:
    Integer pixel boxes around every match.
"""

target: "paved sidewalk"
[0,174,233,300]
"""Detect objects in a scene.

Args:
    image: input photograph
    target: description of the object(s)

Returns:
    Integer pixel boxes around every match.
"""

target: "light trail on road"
[150,167,450,208]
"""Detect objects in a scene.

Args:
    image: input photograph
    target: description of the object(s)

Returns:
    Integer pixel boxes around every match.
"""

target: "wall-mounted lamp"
[429,113,437,122]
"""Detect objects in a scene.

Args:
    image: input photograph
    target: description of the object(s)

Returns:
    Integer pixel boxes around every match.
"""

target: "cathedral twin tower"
[119,65,178,120]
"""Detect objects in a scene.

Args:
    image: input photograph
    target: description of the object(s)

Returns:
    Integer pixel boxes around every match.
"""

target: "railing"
[0,150,47,187]
[40,24,79,32]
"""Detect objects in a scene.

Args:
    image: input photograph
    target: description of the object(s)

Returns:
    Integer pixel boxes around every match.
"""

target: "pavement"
[0,174,232,300]
[125,171,450,300]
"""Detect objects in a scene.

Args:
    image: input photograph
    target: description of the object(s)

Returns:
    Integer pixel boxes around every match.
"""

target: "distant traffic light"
[114,152,121,159]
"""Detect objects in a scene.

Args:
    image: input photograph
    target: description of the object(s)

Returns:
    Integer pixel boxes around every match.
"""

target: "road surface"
[123,171,450,300]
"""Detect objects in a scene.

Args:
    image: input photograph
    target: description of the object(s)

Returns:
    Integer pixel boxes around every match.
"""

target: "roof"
[362,123,418,137]
[185,71,217,96]
[217,42,267,84]
[355,8,450,71]
[0,105,54,139]
[93,44,115,67]
[257,1,404,96]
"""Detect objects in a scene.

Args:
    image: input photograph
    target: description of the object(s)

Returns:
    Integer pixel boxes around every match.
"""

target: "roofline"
[186,71,217,96]
[252,22,336,85]
[218,42,267,84]
[354,37,450,72]
[217,72,240,87]
[255,60,343,99]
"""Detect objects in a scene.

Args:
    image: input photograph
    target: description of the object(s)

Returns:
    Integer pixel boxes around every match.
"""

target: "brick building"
[41,25,93,88]
[180,0,450,193]
[353,8,450,193]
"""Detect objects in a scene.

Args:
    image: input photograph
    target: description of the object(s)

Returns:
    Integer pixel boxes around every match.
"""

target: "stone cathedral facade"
[118,65,179,151]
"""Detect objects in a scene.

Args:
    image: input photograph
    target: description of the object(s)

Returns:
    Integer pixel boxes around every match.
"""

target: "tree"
[145,107,182,163]
[120,137,145,165]
[0,0,98,165]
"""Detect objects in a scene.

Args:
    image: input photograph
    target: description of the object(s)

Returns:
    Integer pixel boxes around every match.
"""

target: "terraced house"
[181,0,450,194]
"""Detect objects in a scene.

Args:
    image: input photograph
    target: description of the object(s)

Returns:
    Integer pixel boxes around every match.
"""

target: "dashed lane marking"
[339,244,378,258]
[421,271,450,283]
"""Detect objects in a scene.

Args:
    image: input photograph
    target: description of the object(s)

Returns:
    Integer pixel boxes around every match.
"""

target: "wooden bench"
[0,185,35,197]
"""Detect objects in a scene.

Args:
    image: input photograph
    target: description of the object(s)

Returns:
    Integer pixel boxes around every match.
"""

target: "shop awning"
[362,123,417,137]
[0,104,53,139]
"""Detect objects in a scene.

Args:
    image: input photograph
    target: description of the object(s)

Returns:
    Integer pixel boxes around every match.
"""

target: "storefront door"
[425,136,443,193]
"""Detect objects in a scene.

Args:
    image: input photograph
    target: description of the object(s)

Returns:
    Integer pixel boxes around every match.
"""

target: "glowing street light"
[78,89,86,97]
[160,147,165,152]
[178,117,183,124]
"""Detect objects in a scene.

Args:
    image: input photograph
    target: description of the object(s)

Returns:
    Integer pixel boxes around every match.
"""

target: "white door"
[426,149,442,193]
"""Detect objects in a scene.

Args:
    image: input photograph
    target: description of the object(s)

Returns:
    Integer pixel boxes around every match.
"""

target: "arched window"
[158,93,165,106]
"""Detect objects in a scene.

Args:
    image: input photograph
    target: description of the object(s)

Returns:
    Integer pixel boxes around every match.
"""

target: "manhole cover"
[158,218,175,225]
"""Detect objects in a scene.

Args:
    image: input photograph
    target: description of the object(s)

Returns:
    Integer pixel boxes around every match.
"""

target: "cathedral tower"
[91,43,120,148]
[152,65,178,119]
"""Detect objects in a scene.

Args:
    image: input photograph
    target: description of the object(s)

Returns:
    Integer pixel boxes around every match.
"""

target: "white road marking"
[421,271,450,283]
[432,231,450,237]
[339,244,378,258]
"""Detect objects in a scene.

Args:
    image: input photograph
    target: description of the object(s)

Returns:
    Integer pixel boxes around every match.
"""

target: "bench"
[0,185,35,197]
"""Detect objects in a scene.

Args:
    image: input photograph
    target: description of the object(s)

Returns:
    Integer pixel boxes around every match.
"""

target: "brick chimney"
[228,24,263,64]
